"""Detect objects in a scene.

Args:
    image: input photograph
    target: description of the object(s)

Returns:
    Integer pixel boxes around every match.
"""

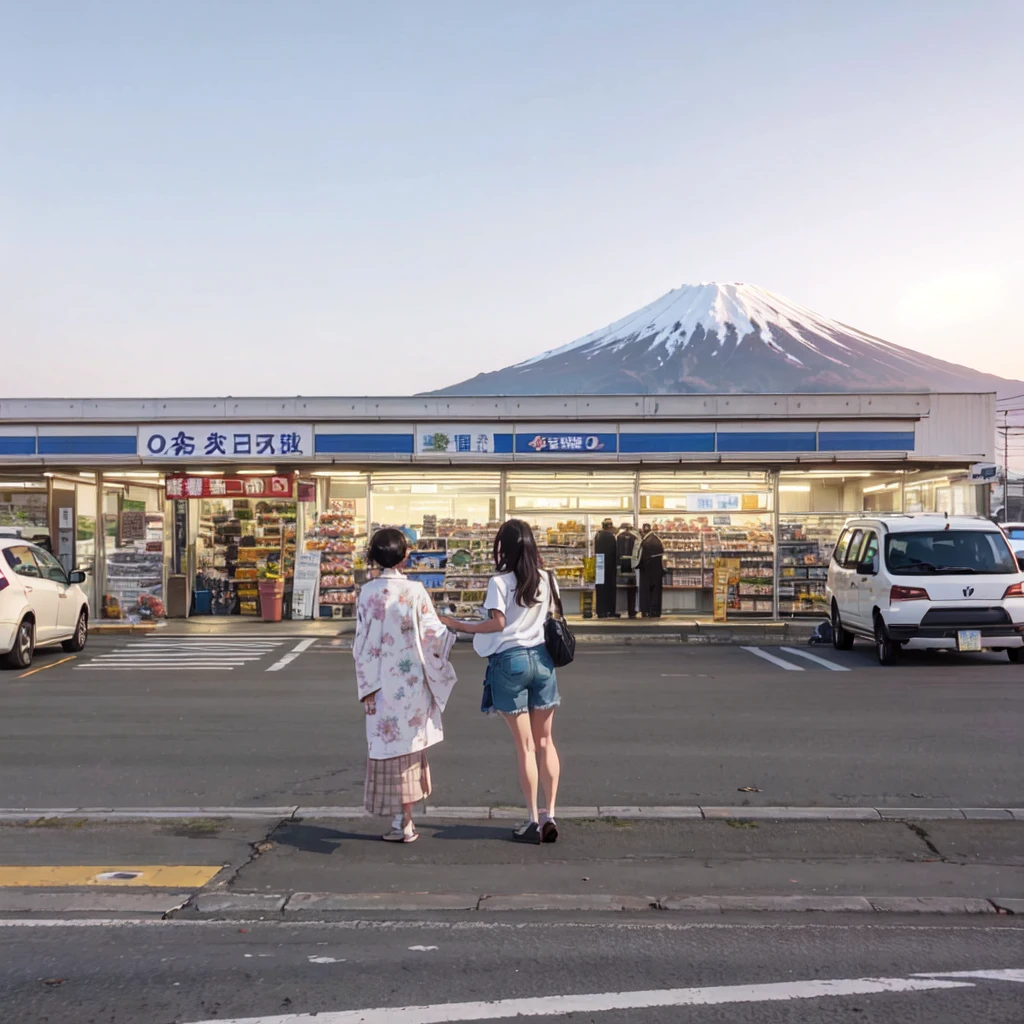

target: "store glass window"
[638,471,773,616]
[367,471,501,620]
[905,472,977,515]
[196,487,298,617]
[0,482,50,545]
[776,469,904,616]
[370,471,499,534]
[102,477,167,620]
[506,471,636,594]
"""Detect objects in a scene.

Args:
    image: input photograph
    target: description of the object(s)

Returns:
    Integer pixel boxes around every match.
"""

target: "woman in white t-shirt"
[439,519,562,845]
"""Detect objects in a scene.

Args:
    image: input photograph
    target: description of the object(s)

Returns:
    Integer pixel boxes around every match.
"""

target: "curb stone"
[166,892,1010,919]
[0,891,191,915]
[2,806,1022,823]
[286,893,479,913]
[990,898,1024,914]
[191,893,288,914]
[479,894,654,912]
[868,897,995,914]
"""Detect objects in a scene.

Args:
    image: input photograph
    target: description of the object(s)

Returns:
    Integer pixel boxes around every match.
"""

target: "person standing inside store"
[439,519,562,846]
[638,522,665,618]
[616,521,642,618]
[594,517,619,618]
[354,528,457,843]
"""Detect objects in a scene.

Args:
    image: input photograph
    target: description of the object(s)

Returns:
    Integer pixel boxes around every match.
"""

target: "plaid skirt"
[364,751,432,817]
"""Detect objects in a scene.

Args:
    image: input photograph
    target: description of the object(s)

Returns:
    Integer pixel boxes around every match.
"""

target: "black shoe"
[541,819,559,844]
[511,821,542,845]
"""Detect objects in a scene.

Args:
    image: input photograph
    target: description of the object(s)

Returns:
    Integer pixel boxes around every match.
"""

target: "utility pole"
[1002,410,1010,523]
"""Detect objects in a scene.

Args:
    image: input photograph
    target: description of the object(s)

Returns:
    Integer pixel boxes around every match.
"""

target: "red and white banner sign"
[164,475,294,499]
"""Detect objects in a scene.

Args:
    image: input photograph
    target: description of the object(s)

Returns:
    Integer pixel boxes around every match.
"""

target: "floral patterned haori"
[353,569,457,760]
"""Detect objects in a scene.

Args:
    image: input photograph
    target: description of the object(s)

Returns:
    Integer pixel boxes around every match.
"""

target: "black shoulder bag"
[544,571,576,667]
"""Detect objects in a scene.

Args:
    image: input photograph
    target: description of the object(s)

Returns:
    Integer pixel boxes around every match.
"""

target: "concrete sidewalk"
[1,816,1021,919]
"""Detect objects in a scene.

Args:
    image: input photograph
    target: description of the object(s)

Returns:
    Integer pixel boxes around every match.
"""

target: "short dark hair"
[368,528,408,569]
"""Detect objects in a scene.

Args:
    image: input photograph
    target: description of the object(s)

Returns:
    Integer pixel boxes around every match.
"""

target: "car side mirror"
[856,559,877,576]
[68,570,87,584]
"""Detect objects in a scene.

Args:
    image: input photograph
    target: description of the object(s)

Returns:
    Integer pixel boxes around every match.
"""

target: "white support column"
[770,468,780,620]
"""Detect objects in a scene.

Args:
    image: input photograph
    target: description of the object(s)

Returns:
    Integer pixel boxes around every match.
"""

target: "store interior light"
[778,485,812,492]
[863,482,901,493]
[236,469,277,475]
[79,471,95,478]
[183,470,225,476]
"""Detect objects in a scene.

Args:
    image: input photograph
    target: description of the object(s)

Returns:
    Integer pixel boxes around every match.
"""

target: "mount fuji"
[432,282,1020,397]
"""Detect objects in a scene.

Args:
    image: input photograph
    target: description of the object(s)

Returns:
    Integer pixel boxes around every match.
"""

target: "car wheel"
[832,603,855,650]
[3,618,34,670]
[61,611,88,653]
[874,615,901,666]
[1008,648,1023,664]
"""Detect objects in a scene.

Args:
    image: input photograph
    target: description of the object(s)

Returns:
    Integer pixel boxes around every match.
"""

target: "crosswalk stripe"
[75,637,288,671]
[740,646,804,671]
[779,647,850,671]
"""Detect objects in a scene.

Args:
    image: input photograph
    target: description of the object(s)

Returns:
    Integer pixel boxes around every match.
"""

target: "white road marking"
[76,638,287,671]
[308,955,346,964]
[778,647,850,671]
[409,945,439,951]
[740,646,804,671]
[179,975,979,1023]
[267,638,318,672]
[918,969,1024,983]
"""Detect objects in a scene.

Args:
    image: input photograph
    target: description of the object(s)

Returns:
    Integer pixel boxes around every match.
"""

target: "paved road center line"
[18,655,77,678]
[779,647,850,671]
[178,975,978,1024]
[740,646,804,671]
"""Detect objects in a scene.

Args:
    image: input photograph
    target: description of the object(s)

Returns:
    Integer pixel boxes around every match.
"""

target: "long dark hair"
[494,519,542,608]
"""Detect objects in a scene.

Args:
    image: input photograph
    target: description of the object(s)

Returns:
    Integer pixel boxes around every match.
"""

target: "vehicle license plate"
[957,629,982,652]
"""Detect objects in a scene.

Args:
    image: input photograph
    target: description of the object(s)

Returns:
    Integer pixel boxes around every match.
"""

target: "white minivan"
[826,514,1024,665]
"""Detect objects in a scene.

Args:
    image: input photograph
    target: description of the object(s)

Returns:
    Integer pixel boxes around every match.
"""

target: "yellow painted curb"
[0,865,222,887]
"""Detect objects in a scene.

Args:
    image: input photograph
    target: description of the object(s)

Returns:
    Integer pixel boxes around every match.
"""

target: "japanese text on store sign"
[140,424,312,460]
[164,476,294,499]
[416,425,497,455]
[527,434,606,452]
[421,433,491,453]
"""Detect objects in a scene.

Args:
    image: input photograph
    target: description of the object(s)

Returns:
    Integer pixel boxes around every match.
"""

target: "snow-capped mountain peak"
[433,280,1021,398]
[518,282,860,368]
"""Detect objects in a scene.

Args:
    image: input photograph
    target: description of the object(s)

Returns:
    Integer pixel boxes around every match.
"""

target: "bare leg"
[530,707,560,819]
[503,712,539,822]
[401,801,415,830]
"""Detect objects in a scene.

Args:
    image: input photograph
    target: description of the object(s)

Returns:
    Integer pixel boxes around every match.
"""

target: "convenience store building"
[0,392,995,621]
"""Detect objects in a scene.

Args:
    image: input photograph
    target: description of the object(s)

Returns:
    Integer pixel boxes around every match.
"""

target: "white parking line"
[266,638,318,672]
[178,975,977,1024]
[740,647,804,671]
[779,647,850,671]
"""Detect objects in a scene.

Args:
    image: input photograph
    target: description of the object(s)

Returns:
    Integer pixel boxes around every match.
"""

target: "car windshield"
[1006,528,1024,540]
[885,530,1019,575]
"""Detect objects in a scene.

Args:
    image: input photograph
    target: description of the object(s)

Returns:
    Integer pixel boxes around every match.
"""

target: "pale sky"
[2,0,1022,397]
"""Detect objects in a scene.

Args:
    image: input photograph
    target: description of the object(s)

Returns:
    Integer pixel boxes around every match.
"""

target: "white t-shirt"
[473,571,560,658]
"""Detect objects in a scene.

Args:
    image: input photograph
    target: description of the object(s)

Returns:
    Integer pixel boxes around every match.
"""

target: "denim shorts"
[482,644,560,716]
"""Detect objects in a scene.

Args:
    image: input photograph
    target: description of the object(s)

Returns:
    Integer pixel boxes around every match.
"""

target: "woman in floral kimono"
[353,528,457,843]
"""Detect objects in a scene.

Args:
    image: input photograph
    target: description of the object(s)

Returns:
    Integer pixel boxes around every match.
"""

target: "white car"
[0,538,90,669]
[826,514,1024,665]
[1002,522,1024,563]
